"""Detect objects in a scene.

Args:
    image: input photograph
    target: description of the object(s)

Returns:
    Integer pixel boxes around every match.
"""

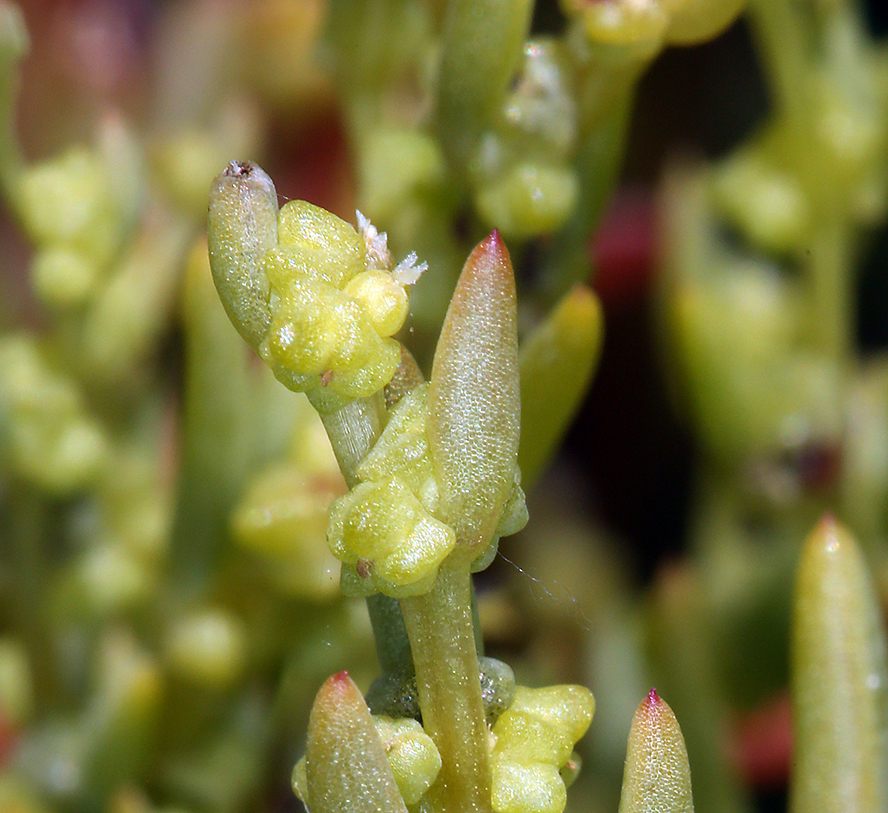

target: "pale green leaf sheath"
[790,516,888,813]
[618,690,695,813]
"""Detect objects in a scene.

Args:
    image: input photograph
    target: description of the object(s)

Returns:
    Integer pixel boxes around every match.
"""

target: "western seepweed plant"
[0,1,887,812]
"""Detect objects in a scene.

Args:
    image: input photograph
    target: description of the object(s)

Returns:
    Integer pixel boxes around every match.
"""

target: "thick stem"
[400,559,491,813]
[366,593,413,676]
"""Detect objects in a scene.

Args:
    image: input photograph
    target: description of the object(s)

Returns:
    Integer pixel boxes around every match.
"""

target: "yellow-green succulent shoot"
[328,382,527,598]
[0,334,108,493]
[208,161,426,409]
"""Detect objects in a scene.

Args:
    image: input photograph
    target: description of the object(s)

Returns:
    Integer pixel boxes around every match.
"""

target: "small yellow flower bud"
[276,199,366,287]
[476,163,578,240]
[492,760,567,813]
[344,269,409,338]
[563,0,668,57]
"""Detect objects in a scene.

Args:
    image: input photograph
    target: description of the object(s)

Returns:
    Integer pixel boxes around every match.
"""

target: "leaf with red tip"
[618,690,695,813]
[428,231,520,555]
[305,672,408,813]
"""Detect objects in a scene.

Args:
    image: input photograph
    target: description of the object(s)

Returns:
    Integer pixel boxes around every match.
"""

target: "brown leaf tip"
[224,160,257,178]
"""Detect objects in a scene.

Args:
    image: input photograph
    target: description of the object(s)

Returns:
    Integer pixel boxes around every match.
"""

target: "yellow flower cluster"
[208,162,425,407]
[261,201,413,400]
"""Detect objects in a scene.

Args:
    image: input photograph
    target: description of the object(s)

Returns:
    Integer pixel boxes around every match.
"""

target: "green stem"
[400,559,491,813]
[312,392,386,488]
[366,593,414,675]
[436,0,533,174]
[746,0,812,124]
[539,95,632,303]
[311,392,418,688]
[807,217,853,362]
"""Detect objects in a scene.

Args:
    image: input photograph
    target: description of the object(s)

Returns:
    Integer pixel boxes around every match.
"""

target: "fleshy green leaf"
[618,689,694,813]
[519,284,603,488]
[428,231,520,556]
[305,671,409,813]
[790,515,888,813]
[207,161,278,350]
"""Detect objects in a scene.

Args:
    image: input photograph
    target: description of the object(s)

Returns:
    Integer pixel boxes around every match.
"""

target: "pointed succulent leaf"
[790,516,888,813]
[305,672,409,813]
[428,231,521,556]
[618,689,694,813]
[207,161,278,350]
[519,284,603,488]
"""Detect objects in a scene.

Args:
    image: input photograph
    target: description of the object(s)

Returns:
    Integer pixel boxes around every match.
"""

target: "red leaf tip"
[646,688,661,706]
[331,670,350,684]
[477,229,508,258]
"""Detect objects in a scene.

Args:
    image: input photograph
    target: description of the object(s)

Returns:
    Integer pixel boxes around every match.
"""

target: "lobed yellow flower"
[490,685,595,813]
